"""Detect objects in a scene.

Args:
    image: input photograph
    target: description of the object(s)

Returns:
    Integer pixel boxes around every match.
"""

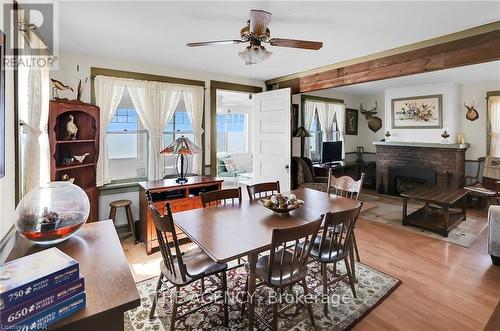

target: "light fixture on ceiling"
[238,42,272,65]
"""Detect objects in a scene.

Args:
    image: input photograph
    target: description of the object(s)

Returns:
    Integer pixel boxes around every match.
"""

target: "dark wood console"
[138,176,223,254]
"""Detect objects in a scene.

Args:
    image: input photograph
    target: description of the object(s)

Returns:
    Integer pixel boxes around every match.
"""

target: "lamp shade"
[160,136,201,155]
[294,126,312,138]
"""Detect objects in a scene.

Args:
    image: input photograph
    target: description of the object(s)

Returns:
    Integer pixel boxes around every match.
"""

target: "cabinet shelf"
[56,139,95,144]
[56,163,96,171]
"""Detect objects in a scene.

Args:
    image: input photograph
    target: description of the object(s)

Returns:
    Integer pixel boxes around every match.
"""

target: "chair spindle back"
[200,188,242,207]
[318,203,363,261]
[247,181,280,201]
[267,218,322,285]
[146,190,188,281]
[327,173,365,200]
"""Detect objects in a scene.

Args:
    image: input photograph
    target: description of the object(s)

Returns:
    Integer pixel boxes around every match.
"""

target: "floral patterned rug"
[124,261,401,331]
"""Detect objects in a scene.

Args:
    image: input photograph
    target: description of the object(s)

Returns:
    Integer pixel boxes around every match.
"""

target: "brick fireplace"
[374,141,469,195]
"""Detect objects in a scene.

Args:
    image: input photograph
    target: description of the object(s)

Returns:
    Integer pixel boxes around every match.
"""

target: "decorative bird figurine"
[66,115,78,140]
[50,78,73,100]
[73,153,89,163]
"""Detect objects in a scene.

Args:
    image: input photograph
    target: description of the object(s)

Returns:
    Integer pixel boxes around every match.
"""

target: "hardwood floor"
[121,207,500,330]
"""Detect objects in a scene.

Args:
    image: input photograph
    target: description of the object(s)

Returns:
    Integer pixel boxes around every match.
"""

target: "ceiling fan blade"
[186,40,243,47]
[268,38,323,50]
[249,9,272,35]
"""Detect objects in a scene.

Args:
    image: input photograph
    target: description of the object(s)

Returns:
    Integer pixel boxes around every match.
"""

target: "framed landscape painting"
[391,94,443,129]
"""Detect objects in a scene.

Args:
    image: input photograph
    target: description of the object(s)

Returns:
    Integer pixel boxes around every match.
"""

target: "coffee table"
[400,188,468,237]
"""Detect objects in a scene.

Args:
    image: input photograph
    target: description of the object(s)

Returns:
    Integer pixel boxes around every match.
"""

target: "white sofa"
[489,205,500,266]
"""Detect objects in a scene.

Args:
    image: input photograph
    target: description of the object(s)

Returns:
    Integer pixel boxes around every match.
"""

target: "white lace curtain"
[302,100,317,158]
[128,83,181,180]
[183,86,205,175]
[303,99,346,159]
[95,76,125,186]
[489,96,500,157]
[19,47,50,195]
[95,76,204,185]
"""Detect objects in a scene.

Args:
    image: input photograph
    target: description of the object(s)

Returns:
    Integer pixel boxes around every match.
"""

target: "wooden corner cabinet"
[138,176,223,254]
[48,100,100,221]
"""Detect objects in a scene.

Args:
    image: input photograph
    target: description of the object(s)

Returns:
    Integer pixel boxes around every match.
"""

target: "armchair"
[292,156,329,191]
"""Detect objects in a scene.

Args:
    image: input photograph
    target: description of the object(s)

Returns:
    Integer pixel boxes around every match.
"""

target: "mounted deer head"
[360,101,378,119]
[360,101,382,133]
[464,101,479,121]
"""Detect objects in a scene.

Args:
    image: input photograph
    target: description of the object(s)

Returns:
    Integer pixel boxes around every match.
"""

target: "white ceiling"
[58,1,500,81]
[322,61,500,96]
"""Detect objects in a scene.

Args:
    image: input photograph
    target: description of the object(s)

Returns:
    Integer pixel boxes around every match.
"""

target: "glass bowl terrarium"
[15,181,90,245]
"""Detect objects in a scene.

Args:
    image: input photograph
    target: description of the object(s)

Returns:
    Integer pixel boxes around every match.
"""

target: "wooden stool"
[109,199,136,243]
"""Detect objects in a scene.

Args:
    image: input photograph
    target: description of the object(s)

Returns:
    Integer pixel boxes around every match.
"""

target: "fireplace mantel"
[373,141,470,150]
[374,141,468,193]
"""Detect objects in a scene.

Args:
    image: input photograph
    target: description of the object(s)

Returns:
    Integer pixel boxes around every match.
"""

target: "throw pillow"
[222,157,237,174]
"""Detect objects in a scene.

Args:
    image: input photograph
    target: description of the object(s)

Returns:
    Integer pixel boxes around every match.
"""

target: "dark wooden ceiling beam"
[266,25,500,94]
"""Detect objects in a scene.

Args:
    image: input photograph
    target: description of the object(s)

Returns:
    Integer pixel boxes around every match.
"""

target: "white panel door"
[252,88,291,191]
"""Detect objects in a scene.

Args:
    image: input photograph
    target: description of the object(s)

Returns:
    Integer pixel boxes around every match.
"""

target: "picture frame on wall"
[391,94,443,129]
[291,103,299,134]
[345,108,358,135]
[0,31,5,178]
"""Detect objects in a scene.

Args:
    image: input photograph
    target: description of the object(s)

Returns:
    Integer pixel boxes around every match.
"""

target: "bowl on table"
[259,193,304,215]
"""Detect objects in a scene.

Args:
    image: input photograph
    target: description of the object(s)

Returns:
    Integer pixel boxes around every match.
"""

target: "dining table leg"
[247,252,258,331]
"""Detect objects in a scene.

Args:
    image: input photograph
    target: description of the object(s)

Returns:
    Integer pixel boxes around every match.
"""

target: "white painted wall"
[0,68,16,240]
[50,51,264,224]
[459,80,500,160]
[384,82,460,144]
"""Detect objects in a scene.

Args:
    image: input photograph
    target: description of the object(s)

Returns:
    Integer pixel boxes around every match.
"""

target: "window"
[488,94,500,156]
[106,89,148,181]
[305,102,341,162]
[216,112,248,153]
[163,97,195,176]
[308,112,322,162]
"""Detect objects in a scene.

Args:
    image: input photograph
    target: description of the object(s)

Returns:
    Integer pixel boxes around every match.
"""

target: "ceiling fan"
[186,9,323,65]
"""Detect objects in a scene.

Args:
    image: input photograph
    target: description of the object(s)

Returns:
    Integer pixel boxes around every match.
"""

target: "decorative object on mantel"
[457,132,465,145]
[441,130,450,143]
[345,108,359,135]
[465,102,479,121]
[14,182,90,245]
[66,114,78,140]
[160,135,201,183]
[385,131,391,141]
[73,153,90,163]
[294,126,311,157]
[391,94,443,129]
[360,102,382,132]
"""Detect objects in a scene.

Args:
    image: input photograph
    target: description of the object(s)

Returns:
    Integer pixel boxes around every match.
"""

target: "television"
[321,141,342,164]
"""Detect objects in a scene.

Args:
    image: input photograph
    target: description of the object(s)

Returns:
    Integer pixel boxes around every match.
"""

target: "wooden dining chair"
[241,218,322,330]
[308,202,363,315]
[200,187,244,267]
[246,181,280,200]
[146,191,229,330]
[200,187,242,207]
[327,172,365,271]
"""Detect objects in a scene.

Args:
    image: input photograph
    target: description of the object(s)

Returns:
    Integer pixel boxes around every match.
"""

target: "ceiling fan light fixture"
[238,44,272,65]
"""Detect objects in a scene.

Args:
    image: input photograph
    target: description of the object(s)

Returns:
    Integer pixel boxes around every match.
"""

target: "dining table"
[173,187,361,330]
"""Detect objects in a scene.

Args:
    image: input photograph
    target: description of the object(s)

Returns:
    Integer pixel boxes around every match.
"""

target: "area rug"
[124,261,401,331]
[359,193,487,248]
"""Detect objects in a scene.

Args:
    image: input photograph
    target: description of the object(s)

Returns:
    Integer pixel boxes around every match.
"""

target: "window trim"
[90,67,206,182]
[487,90,500,156]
